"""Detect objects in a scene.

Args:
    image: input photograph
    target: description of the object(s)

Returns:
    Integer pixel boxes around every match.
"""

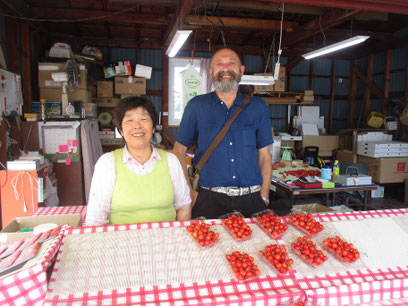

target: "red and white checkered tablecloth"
[293,208,408,305]
[41,208,408,305]
[44,220,306,305]
[0,225,68,306]
[31,206,87,223]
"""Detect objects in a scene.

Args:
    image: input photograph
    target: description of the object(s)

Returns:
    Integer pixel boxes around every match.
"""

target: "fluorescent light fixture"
[166,30,192,57]
[302,35,369,60]
[239,75,275,86]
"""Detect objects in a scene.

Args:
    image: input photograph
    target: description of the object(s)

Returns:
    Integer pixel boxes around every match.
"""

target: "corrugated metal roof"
[313,58,332,75]
[392,48,407,70]
[291,60,309,74]
[334,78,349,95]
[373,52,386,73]
[390,71,406,92]
[139,49,163,69]
[289,76,309,92]
[146,71,162,90]
[243,55,264,73]
[313,77,330,95]
[335,60,350,77]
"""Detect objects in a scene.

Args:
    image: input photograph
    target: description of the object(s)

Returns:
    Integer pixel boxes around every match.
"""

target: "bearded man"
[173,48,273,219]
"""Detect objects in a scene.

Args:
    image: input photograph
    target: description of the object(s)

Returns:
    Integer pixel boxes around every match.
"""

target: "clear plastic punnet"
[321,234,361,264]
[219,212,252,242]
[288,209,324,237]
[257,242,294,275]
[185,217,219,248]
[290,236,328,268]
[252,209,288,239]
[224,248,261,282]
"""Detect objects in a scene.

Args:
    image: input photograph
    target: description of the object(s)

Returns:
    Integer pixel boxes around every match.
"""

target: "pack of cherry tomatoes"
[322,236,360,263]
[219,212,252,242]
[186,218,219,247]
[252,209,288,239]
[291,236,328,267]
[288,212,324,237]
[225,249,261,282]
[258,243,294,275]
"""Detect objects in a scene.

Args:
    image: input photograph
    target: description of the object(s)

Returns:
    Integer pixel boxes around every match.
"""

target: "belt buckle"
[227,187,239,197]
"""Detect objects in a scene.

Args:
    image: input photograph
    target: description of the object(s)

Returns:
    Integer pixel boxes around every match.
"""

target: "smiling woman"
[85,96,192,226]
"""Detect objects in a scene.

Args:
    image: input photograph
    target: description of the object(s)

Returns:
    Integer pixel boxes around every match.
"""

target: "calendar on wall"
[40,121,81,163]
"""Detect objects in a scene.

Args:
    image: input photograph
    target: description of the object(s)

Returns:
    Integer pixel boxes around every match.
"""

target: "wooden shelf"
[263,97,313,105]
[257,91,314,105]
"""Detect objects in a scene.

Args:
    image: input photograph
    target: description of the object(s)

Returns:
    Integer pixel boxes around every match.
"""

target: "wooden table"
[271,177,378,210]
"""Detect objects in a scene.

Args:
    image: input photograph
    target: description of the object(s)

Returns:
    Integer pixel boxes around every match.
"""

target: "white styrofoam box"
[281,136,302,141]
[298,106,320,117]
[301,123,319,136]
[270,136,281,163]
[357,150,408,158]
[356,132,392,142]
[336,174,372,186]
[318,116,325,129]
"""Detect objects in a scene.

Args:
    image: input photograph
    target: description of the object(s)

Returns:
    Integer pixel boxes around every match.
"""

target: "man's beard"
[212,71,241,93]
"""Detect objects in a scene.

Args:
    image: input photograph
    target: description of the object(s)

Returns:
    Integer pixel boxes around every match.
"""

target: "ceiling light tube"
[166,30,192,58]
[302,35,369,60]
[239,75,275,86]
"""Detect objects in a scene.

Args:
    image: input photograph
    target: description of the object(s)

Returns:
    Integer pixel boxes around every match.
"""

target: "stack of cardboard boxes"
[95,77,146,146]
[38,62,97,117]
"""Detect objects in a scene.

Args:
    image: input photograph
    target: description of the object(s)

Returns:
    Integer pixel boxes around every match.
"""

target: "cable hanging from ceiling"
[0,5,139,23]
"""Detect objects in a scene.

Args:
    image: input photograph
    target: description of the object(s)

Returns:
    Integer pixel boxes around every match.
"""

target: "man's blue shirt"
[176,91,273,188]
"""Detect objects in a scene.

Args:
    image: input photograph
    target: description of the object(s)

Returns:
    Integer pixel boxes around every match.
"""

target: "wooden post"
[162,52,169,148]
[364,54,374,116]
[348,59,358,128]
[384,49,392,114]
[329,59,336,134]
[20,21,32,114]
[308,59,314,90]
[5,17,19,73]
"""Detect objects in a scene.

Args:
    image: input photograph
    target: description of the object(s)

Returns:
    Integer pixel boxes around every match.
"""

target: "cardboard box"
[336,149,358,163]
[2,214,82,232]
[297,135,339,157]
[83,103,97,118]
[294,203,334,214]
[32,101,62,115]
[114,76,146,95]
[95,97,121,108]
[40,88,94,103]
[253,67,286,92]
[38,62,87,89]
[357,155,408,183]
[97,81,113,97]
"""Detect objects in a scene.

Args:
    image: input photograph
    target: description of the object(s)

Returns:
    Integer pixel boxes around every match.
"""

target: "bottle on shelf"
[40,98,46,121]
[332,160,340,182]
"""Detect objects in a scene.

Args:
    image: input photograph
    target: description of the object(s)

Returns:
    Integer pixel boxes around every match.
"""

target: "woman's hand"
[190,189,198,207]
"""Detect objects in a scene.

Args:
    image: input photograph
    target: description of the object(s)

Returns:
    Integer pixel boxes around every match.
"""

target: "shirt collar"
[212,90,244,107]
[122,145,162,164]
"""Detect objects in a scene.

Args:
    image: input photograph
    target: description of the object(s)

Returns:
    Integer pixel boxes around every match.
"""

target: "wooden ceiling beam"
[50,34,161,49]
[162,0,195,47]
[201,1,325,15]
[31,7,170,25]
[258,0,408,15]
[283,8,361,47]
[109,0,177,6]
[185,15,298,32]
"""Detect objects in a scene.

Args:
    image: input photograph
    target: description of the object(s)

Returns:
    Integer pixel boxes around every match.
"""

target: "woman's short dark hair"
[113,96,157,132]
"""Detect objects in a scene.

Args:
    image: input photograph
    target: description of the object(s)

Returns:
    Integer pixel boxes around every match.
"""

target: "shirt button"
[231,159,234,162]
[221,102,224,104]
[233,176,236,179]
[230,142,233,145]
